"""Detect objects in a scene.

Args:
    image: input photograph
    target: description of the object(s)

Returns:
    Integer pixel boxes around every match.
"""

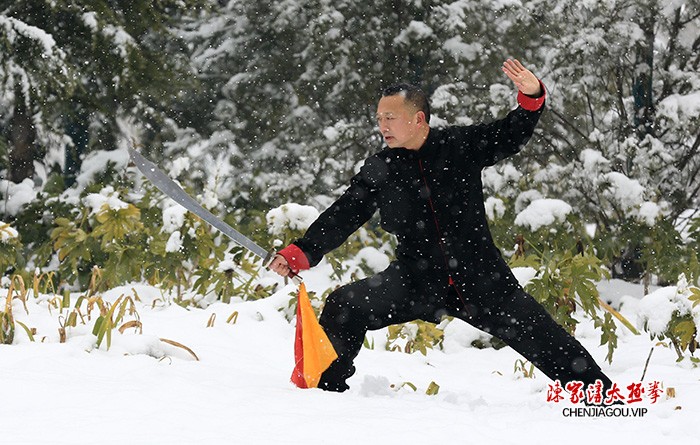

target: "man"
[269,59,614,395]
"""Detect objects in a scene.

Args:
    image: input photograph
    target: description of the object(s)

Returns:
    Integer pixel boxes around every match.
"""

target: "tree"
[178,0,526,209]
[0,0,204,188]
[501,0,700,284]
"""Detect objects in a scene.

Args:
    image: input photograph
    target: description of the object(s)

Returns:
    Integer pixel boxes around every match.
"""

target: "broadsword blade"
[128,148,270,260]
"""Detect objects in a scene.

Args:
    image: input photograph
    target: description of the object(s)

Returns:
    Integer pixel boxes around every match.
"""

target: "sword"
[128,147,302,285]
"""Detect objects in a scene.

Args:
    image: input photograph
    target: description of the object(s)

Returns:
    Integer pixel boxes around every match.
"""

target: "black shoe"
[317,364,354,392]
[318,380,349,392]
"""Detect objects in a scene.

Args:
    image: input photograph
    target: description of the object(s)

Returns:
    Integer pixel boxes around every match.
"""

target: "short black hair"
[382,83,431,124]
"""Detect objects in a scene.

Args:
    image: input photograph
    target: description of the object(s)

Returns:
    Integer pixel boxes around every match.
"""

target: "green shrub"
[509,211,635,363]
[386,320,445,356]
[638,274,700,362]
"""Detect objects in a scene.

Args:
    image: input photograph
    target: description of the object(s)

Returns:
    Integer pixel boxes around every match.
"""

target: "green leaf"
[93,315,105,337]
[426,381,440,396]
[15,320,35,342]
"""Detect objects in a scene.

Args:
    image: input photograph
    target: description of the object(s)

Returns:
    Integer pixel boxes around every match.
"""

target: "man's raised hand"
[502,59,542,97]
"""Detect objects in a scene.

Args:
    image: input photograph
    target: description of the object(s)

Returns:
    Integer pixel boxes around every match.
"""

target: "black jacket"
[292,102,544,304]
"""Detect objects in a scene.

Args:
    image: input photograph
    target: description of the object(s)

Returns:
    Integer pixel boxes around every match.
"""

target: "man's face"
[376,95,424,150]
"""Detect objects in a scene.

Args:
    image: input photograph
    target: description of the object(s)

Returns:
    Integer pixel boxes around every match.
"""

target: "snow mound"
[514,198,572,231]
[267,203,320,236]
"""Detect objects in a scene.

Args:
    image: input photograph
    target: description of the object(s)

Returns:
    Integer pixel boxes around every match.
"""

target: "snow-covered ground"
[2,265,698,445]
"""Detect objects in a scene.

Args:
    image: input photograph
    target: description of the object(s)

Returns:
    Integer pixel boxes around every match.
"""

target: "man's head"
[376,83,431,150]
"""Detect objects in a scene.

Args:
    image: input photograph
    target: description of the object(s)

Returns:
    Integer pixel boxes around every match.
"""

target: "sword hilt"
[263,249,303,285]
[288,271,303,286]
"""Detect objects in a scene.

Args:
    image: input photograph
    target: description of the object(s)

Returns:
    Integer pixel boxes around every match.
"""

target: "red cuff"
[517,79,546,111]
[278,244,310,272]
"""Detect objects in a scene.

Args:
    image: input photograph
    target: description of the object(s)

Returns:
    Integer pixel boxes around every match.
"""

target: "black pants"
[318,261,613,392]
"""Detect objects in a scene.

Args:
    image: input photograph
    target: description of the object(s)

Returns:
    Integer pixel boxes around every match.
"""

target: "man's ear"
[415,111,426,125]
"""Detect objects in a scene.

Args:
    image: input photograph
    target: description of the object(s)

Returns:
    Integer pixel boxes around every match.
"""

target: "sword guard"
[288,271,303,285]
[263,249,276,268]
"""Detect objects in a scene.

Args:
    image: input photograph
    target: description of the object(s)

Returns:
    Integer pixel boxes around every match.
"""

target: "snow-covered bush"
[507,198,626,363]
[265,202,390,283]
[266,203,319,244]
[25,177,272,304]
[0,221,22,274]
[637,274,700,362]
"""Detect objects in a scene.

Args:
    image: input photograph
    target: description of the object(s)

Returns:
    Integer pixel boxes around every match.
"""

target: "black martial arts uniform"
[278,86,613,393]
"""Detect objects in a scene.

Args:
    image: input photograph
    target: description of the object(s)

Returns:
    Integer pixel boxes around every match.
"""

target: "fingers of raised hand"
[502,58,530,82]
[502,58,539,95]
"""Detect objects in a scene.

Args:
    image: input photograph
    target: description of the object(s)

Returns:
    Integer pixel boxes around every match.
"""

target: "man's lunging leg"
[317,262,426,392]
[451,287,613,389]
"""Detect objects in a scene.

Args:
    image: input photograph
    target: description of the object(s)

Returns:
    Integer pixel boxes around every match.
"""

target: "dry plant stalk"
[1,291,15,344]
[9,275,29,315]
[92,294,141,349]
[160,338,200,361]
[1,274,32,344]
[33,270,57,299]
[118,320,143,334]
[87,266,103,298]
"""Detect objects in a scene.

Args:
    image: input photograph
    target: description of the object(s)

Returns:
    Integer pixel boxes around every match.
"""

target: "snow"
[355,246,391,273]
[657,91,700,122]
[637,201,661,226]
[103,24,135,58]
[604,172,646,211]
[266,203,320,236]
[81,12,98,32]
[75,148,130,190]
[170,157,191,178]
[162,202,188,234]
[165,230,183,253]
[82,186,129,216]
[443,37,481,62]
[2,3,700,443]
[199,188,220,211]
[3,272,699,445]
[636,275,700,337]
[514,198,573,231]
[512,266,538,286]
[0,220,19,242]
[0,15,57,56]
[636,287,681,335]
[0,178,37,216]
[482,163,521,196]
[515,189,544,214]
[580,148,609,171]
[394,21,434,45]
[322,125,340,141]
[217,254,237,273]
[484,196,506,220]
